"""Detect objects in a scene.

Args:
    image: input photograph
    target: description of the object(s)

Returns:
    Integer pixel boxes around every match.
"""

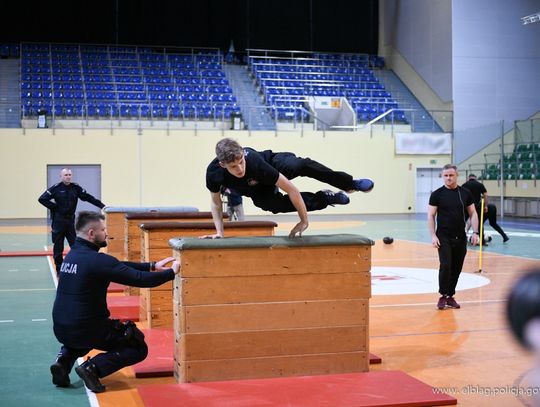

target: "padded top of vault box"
[104,206,198,213]
[126,211,213,220]
[141,220,277,230]
[169,234,374,250]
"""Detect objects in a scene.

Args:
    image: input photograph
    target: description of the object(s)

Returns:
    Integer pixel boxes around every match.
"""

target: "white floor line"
[0,320,14,323]
[371,298,505,308]
[0,288,55,292]
[44,245,99,407]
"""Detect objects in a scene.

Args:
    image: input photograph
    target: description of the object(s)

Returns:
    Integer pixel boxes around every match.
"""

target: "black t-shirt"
[206,148,280,197]
[461,179,487,204]
[429,185,474,238]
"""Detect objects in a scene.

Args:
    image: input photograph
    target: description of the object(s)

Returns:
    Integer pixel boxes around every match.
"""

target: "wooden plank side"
[180,326,368,360]
[146,248,176,262]
[176,351,369,383]
[147,311,173,328]
[178,245,371,278]
[139,288,149,323]
[146,226,276,249]
[179,299,368,333]
[125,216,214,262]
[178,272,371,305]
[104,212,124,256]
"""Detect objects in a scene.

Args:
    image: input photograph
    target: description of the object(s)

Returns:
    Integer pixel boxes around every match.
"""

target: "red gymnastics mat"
[0,250,54,257]
[137,370,457,407]
[134,328,175,378]
[108,295,140,322]
[134,328,382,378]
[0,248,68,257]
[107,282,126,293]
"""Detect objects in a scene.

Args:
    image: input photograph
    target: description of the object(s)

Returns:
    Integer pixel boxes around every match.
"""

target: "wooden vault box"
[103,206,198,260]
[169,234,374,383]
[139,220,278,328]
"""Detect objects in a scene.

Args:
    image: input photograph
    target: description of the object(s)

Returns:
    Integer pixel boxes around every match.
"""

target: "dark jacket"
[38,182,105,219]
[52,237,174,346]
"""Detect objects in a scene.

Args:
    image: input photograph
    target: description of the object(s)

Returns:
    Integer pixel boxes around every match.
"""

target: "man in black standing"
[50,211,180,393]
[462,173,509,243]
[428,165,479,310]
[38,168,106,273]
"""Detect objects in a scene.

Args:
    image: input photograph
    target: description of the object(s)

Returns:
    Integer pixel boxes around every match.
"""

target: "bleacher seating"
[20,43,240,120]
[247,52,406,123]
[480,142,540,181]
[0,43,19,58]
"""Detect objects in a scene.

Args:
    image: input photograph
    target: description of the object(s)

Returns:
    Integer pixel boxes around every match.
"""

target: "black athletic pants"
[251,153,355,214]
[475,204,508,240]
[51,216,76,272]
[437,235,467,297]
[54,319,148,378]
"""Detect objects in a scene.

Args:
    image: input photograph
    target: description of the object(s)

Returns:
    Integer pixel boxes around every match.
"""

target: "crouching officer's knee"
[122,320,148,360]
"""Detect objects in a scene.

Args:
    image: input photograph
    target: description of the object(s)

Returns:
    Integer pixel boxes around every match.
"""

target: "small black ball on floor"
[383,236,394,244]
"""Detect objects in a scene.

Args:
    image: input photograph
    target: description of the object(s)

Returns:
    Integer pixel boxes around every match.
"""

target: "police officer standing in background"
[38,168,106,273]
[50,211,180,393]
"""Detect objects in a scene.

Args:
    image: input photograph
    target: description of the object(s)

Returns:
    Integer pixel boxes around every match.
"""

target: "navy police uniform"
[38,182,105,272]
[52,237,175,381]
[206,148,356,213]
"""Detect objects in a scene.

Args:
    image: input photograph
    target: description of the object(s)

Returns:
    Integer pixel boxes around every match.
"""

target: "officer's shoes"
[75,360,105,393]
[50,360,70,387]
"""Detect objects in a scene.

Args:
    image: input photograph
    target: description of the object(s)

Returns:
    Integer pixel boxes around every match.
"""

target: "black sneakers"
[318,189,350,206]
[75,360,106,393]
[50,359,70,387]
[349,178,374,193]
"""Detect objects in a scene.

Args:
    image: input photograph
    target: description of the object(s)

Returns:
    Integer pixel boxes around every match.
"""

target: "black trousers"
[476,204,508,240]
[51,216,76,272]
[437,235,467,297]
[251,153,355,214]
[54,319,148,378]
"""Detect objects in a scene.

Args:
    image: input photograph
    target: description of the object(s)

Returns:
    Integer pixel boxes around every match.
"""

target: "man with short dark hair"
[50,211,180,393]
[38,168,106,273]
[205,138,374,238]
[428,165,479,310]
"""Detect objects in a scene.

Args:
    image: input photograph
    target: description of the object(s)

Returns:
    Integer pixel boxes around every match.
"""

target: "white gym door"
[416,167,442,213]
[46,165,102,221]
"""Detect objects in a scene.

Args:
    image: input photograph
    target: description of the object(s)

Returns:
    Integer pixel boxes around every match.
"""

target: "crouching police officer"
[50,211,180,393]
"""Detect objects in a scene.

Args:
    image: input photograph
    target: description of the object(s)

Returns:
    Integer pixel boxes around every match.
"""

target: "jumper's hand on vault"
[288,221,308,238]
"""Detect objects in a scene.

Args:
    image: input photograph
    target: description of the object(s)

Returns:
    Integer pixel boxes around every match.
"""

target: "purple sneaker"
[318,190,350,206]
[437,296,447,310]
[350,178,374,193]
[446,297,461,309]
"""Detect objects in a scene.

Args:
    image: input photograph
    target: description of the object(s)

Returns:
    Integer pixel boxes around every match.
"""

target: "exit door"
[416,167,442,213]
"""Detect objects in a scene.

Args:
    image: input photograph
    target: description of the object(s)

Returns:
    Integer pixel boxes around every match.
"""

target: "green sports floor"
[0,214,539,407]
